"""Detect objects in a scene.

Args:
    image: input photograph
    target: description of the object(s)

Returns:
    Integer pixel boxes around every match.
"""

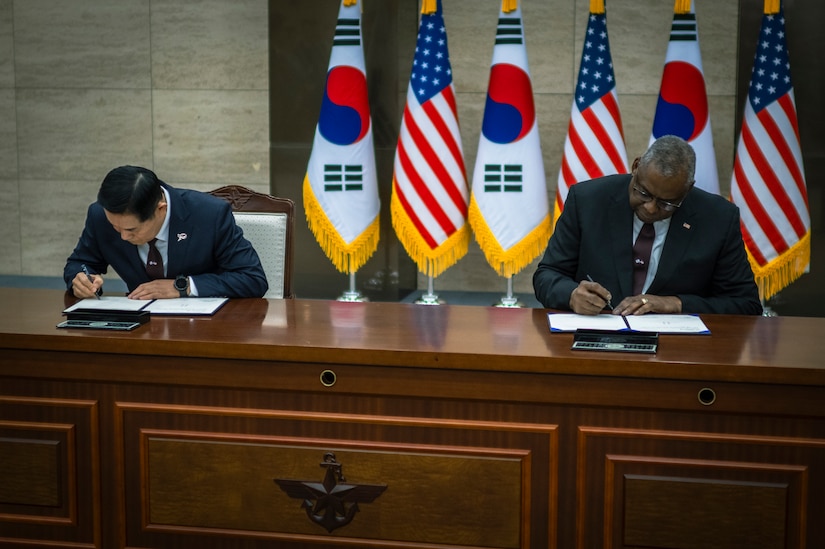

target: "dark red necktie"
[146,238,164,279]
[632,223,655,295]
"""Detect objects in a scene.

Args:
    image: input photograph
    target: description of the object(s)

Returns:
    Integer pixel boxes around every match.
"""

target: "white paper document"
[547,313,628,332]
[624,314,710,334]
[64,296,228,316]
[547,313,710,334]
[63,296,152,312]
[143,297,228,316]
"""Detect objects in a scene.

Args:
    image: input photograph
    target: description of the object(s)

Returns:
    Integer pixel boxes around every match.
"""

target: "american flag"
[391,0,469,278]
[730,6,809,301]
[553,3,628,232]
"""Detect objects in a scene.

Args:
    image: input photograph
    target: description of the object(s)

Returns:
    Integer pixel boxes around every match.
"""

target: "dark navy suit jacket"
[533,174,762,315]
[64,184,268,298]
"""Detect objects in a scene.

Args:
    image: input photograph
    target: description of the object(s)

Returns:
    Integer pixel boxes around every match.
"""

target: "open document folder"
[547,313,710,334]
[64,296,229,316]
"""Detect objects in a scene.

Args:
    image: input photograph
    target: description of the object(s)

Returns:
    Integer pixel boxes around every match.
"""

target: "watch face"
[175,276,187,290]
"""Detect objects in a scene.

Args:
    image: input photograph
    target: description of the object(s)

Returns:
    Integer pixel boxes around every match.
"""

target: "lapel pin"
[682,223,691,230]
[177,233,188,242]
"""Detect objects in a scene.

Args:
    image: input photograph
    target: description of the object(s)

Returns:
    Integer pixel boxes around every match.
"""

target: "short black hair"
[97,166,164,222]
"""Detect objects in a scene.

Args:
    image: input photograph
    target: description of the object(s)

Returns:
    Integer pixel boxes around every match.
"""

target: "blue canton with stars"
[748,10,793,113]
[410,2,453,105]
[575,13,617,112]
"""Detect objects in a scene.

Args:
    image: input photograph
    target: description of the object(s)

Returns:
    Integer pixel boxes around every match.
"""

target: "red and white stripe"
[555,89,627,213]
[393,85,468,250]
[731,91,809,266]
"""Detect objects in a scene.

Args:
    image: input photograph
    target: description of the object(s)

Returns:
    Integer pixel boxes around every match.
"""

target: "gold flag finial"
[421,0,436,15]
[502,0,518,13]
[674,0,691,14]
[764,0,780,14]
[590,0,605,15]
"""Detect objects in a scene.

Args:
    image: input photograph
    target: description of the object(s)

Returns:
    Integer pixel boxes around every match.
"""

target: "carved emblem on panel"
[274,452,387,533]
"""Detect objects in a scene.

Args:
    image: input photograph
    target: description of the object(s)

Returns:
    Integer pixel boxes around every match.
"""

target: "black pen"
[81,264,101,299]
[586,274,613,310]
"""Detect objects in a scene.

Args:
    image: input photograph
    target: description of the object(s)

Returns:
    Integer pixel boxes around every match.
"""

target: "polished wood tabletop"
[2,288,824,385]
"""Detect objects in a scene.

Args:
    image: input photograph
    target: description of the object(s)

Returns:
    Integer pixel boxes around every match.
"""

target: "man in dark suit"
[64,165,268,299]
[533,135,761,316]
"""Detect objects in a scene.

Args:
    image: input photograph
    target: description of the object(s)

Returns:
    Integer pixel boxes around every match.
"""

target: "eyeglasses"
[632,184,684,212]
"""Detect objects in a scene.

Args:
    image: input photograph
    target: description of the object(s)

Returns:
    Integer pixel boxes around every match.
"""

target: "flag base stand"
[761,296,778,317]
[414,275,444,305]
[415,292,444,305]
[493,277,524,307]
[494,295,524,308]
[337,291,368,302]
[337,272,369,302]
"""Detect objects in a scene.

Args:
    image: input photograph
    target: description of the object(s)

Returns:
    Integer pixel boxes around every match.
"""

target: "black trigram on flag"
[324,164,364,192]
[670,13,697,41]
[495,17,524,45]
[334,18,360,46]
[483,164,523,193]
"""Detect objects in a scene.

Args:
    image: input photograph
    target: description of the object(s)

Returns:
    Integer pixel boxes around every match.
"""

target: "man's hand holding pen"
[572,274,684,316]
[570,276,614,315]
[72,264,103,299]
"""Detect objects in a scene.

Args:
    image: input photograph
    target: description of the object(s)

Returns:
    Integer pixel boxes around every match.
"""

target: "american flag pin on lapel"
[682,223,691,230]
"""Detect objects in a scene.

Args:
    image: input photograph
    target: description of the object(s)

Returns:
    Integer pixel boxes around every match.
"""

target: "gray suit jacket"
[533,174,762,315]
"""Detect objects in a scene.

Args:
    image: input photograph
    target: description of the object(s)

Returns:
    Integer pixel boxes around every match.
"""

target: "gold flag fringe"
[589,0,605,15]
[421,0,436,15]
[468,196,552,278]
[343,0,357,7]
[391,185,470,277]
[303,174,380,275]
[764,0,780,15]
[748,230,810,301]
[502,0,518,14]
[674,0,691,14]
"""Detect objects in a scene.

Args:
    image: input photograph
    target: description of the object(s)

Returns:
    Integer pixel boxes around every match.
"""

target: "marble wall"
[0,0,269,281]
[1,0,738,297]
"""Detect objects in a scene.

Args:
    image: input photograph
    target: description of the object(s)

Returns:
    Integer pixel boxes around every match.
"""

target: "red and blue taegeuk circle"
[481,63,535,144]
[652,61,708,141]
[318,66,370,146]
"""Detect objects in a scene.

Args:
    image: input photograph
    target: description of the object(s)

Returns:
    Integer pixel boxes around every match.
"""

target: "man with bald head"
[534,135,761,316]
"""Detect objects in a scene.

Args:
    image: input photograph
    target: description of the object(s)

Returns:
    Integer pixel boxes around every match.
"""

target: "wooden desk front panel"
[2,359,825,549]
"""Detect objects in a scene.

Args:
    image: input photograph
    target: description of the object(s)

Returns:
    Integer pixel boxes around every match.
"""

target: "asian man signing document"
[64,165,268,300]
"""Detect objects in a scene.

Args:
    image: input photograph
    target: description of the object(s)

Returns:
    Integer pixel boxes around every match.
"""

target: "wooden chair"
[209,185,295,299]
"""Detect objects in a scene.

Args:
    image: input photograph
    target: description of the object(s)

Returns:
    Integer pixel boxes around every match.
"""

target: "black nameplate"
[571,329,658,354]
[57,308,150,330]
[65,309,150,324]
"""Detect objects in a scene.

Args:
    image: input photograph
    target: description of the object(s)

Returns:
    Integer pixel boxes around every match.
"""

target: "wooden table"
[1,288,824,549]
